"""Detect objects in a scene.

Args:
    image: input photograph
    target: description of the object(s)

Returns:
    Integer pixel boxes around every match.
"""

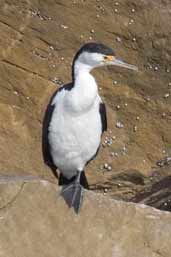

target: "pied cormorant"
[42,42,137,213]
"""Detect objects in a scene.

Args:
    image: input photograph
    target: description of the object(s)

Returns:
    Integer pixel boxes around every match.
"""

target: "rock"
[0,176,171,257]
[133,175,171,212]
[131,166,171,212]
[0,0,171,213]
[112,170,145,185]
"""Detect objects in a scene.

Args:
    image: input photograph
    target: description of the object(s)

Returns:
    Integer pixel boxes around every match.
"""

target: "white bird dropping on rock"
[107,166,112,171]
[133,125,137,132]
[104,188,108,193]
[113,80,118,85]
[164,93,170,98]
[116,105,121,110]
[154,66,159,71]
[104,163,108,169]
[116,37,122,42]
[116,121,124,128]
[60,24,68,29]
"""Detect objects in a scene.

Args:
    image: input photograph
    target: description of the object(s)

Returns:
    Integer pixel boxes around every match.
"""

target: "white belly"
[48,98,102,179]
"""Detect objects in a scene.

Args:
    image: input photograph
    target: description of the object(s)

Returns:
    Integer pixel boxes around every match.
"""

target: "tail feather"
[80,171,89,189]
[59,171,89,189]
[58,173,76,186]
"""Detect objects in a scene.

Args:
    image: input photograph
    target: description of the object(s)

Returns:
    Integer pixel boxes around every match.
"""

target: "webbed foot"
[61,181,84,213]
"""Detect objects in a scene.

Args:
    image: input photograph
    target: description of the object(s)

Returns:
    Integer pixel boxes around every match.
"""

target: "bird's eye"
[103,55,114,61]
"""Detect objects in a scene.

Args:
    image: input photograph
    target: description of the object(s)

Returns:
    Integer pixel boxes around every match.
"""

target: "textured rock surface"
[0,177,171,257]
[0,0,171,209]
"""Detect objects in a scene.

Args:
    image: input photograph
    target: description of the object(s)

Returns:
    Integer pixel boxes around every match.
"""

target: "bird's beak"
[110,58,138,71]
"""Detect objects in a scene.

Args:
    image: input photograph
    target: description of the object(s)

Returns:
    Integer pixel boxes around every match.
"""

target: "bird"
[42,42,138,213]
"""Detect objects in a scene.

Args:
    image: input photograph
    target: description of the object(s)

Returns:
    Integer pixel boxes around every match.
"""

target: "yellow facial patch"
[104,55,115,62]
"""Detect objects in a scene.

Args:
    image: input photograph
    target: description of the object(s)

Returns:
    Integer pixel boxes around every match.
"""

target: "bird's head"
[72,42,138,80]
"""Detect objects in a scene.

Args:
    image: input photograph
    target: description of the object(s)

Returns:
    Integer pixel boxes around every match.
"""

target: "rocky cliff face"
[0,0,171,257]
[0,176,171,257]
[0,1,171,252]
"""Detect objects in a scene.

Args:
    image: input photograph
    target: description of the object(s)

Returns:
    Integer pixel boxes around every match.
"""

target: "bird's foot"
[60,174,84,213]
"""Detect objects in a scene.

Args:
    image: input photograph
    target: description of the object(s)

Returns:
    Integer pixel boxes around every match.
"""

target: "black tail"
[59,171,89,189]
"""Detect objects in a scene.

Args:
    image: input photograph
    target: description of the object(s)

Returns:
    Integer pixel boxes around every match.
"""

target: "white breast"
[48,74,102,179]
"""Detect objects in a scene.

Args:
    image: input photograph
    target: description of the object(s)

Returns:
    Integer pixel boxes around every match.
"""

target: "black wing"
[99,102,107,133]
[42,83,74,173]
[85,102,107,167]
[42,99,56,172]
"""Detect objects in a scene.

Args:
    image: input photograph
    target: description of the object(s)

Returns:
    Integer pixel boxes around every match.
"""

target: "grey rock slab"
[0,177,170,257]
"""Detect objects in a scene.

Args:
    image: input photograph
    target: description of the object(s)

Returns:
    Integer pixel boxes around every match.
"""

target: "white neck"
[74,60,92,78]
[65,61,98,113]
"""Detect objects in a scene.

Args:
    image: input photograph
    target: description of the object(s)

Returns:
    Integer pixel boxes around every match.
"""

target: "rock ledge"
[0,176,171,257]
